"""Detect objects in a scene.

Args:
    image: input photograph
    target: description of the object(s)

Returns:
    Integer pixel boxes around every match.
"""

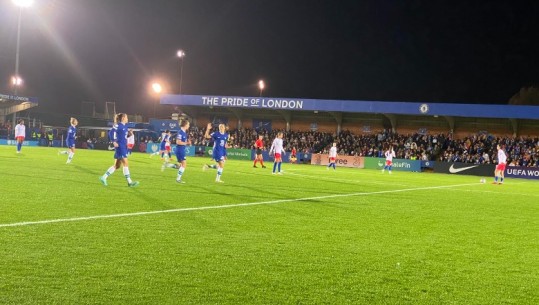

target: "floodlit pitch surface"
[0,146,537,304]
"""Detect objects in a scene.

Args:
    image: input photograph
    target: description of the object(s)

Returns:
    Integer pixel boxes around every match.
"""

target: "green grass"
[0,146,537,304]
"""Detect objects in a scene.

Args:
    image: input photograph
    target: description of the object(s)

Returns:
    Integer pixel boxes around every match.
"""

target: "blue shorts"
[160,142,166,151]
[114,147,129,159]
[176,151,186,162]
[66,139,75,148]
[213,152,226,162]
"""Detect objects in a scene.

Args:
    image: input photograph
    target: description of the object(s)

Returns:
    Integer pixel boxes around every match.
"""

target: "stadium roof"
[162,94,539,120]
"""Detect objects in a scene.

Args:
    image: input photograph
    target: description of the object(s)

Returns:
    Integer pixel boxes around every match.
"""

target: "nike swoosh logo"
[449,164,479,173]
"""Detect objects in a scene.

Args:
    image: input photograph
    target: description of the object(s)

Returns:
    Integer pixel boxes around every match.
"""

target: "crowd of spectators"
[0,121,12,139]
[188,127,330,154]
[0,121,61,143]
[2,120,537,166]
[186,127,539,167]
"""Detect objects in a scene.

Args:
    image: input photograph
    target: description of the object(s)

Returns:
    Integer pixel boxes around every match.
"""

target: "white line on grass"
[0,183,478,228]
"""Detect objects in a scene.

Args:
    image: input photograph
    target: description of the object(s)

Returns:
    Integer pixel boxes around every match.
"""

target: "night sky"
[0,0,538,117]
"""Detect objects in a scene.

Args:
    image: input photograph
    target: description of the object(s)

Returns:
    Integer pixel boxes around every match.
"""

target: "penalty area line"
[0,183,478,228]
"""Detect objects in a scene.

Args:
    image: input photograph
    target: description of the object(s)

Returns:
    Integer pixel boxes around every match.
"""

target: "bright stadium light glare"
[11,76,23,86]
[152,82,162,93]
[258,80,265,97]
[151,82,163,118]
[12,0,34,8]
[176,50,186,58]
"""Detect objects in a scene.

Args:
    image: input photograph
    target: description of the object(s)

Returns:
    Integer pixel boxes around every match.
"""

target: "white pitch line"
[0,183,478,228]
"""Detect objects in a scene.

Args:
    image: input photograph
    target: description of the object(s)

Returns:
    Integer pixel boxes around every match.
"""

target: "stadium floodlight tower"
[151,82,163,118]
[11,0,34,96]
[258,80,265,97]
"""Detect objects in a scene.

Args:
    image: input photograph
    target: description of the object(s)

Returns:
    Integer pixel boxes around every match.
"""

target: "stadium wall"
[239,119,251,129]
[290,120,336,132]
[227,119,238,130]
[518,120,539,137]
[189,112,539,138]
[271,119,287,130]
[454,118,513,137]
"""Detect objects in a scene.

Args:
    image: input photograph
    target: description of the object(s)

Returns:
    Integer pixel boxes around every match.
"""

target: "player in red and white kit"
[14,119,25,154]
[127,129,135,155]
[327,143,337,170]
[269,132,284,175]
[382,145,396,174]
[253,134,266,168]
[493,144,507,184]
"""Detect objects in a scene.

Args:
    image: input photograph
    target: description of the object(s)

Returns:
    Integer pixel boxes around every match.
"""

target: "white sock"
[177,166,185,180]
[216,168,223,181]
[123,167,132,184]
[103,166,116,178]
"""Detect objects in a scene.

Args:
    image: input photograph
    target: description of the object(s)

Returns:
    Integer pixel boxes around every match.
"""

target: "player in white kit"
[382,145,396,174]
[493,144,507,184]
[327,143,338,170]
[269,132,284,175]
[14,119,26,154]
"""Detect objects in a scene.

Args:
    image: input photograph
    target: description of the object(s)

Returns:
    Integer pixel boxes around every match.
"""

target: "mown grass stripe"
[0,183,477,228]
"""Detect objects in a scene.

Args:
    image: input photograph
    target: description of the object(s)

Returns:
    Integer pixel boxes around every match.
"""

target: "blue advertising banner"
[146,143,195,156]
[421,160,435,168]
[505,166,539,180]
[182,145,196,157]
[300,153,312,162]
[364,157,422,172]
[0,139,39,146]
[193,146,207,156]
[161,94,539,120]
[146,142,160,154]
[149,119,180,131]
[0,93,38,103]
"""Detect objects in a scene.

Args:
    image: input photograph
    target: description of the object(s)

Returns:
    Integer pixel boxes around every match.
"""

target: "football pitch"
[0,146,537,304]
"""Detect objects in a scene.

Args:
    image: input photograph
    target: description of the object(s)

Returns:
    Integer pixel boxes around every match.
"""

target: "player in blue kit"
[176,120,191,183]
[99,113,139,187]
[204,122,228,183]
[58,117,78,164]
[167,120,191,183]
